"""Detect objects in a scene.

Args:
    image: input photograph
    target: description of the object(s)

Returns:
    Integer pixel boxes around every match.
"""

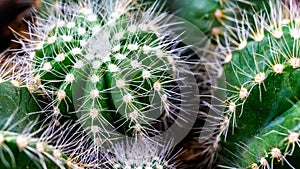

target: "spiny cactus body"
[18,0,199,151]
[214,1,300,168]
[0,79,84,169]
[167,0,268,41]
[0,130,81,169]
[108,140,176,169]
[0,81,40,133]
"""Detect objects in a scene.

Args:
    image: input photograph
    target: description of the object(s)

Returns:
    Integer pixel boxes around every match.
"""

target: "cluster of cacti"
[2,0,198,168]
[1,0,300,168]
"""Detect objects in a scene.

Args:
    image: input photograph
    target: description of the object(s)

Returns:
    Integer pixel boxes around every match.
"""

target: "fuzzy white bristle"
[290,28,300,39]
[259,157,268,166]
[67,22,76,29]
[289,58,300,68]
[253,33,264,42]
[270,148,282,159]
[167,56,175,64]
[214,9,223,19]
[127,44,139,51]
[130,60,140,68]
[142,70,151,79]
[57,90,66,100]
[102,56,111,63]
[156,49,165,59]
[90,89,100,99]
[113,31,125,40]
[47,36,57,44]
[62,35,73,42]
[11,80,20,87]
[53,106,61,116]
[288,132,299,143]
[228,102,236,113]
[139,23,149,31]
[77,27,86,35]
[16,136,28,149]
[91,126,100,133]
[224,53,232,63]
[254,72,266,83]
[90,74,99,84]
[89,108,99,118]
[133,124,142,131]
[80,40,87,47]
[143,45,152,54]
[35,42,44,50]
[251,163,258,169]
[112,45,121,52]
[123,94,133,103]
[65,73,75,83]
[71,48,82,55]
[42,62,52,71]
[80,7,93,15]
[56,20,65,27]
[272,29,283,39]
[36,142,45,153]
[29,52,35,59]
[156,165,163,169]
[129,110,138,120]
[113,164,121,168]
[0,133,4,145]
[87,14,97,22]
[239,87,249,100]
[92,26,101,34]
[74,60,84,69]
[237,40,247,50]
[53,149,61,159]
[92,60,102,69]
[128,25,138,33]
[273,64,284,74]
[108,64,119,72]
[55,53,65,62]
[116,79,126,89]
[115,53,126,60]
[153,81,162,91]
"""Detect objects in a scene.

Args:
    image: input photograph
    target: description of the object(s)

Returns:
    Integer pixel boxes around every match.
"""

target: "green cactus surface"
[0,81,40,133]
[0,130,81,169]
[166,0,269,42]
[27,0,195,144]
[218,2,300,168]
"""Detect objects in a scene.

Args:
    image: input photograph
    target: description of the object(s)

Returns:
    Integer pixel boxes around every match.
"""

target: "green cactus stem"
[23,0,197,144]
[215,1,300,168]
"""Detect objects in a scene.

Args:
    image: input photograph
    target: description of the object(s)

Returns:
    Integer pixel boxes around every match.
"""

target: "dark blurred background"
[0,0,41,51]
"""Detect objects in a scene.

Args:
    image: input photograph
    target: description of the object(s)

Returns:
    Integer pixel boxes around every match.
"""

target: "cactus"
[0,54,95,168]
[0,53,41,133]
[166,0,269,42]
[108,139,176,169]
[0,126,83,169]
[18,0,199,147]
[211,0,300,168]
